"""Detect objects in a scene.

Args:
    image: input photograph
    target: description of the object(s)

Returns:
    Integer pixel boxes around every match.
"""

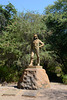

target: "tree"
[0,3,17,32]
[44,0,67,14]
[43,0,67,73]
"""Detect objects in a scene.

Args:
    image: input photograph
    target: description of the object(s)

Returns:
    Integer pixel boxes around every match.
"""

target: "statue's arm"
[39,40,44,48]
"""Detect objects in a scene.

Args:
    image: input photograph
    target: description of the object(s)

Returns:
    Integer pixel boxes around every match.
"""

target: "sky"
[0,0,57,14]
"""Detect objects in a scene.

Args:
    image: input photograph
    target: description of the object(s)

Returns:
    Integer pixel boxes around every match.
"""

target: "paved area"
[0,82,67,100]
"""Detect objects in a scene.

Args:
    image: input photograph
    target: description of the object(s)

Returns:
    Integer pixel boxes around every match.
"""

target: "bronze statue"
[29,34,44,66]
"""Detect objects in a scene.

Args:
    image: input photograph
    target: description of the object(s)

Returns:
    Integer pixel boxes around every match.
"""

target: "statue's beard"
[34,37,38,40]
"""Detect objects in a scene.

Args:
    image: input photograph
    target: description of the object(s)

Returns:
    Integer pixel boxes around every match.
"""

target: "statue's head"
[34,34,38,40]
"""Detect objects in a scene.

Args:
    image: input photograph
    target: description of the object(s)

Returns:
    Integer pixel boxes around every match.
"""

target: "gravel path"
[0,82,67,100]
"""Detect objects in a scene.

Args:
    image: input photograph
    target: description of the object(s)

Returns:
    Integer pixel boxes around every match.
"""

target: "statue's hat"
[34,34,37,37]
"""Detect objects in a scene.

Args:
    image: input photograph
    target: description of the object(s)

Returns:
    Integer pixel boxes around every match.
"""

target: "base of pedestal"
[17,66,50,90]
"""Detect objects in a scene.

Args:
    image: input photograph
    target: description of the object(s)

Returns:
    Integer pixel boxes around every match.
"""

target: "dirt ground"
[0,82,67,100]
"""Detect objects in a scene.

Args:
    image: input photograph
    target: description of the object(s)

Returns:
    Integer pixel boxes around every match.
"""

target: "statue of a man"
[29,34,44,66]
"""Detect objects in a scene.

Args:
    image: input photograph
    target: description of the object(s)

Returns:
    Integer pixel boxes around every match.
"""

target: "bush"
[0,66,24,82]
[62,74,67,84]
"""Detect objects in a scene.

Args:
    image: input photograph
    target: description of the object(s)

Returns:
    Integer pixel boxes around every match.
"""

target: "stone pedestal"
[17,66,50,90]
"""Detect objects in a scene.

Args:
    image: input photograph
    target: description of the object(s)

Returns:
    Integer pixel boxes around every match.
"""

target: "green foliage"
[0,3,17,32]
[62,74,67,84]
[43,0,67,74]
[44,0,67,14]
[0,66,18,82]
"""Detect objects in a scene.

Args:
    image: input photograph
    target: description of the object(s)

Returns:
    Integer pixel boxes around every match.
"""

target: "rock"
[17,66,50,90]
[2,81,8,86]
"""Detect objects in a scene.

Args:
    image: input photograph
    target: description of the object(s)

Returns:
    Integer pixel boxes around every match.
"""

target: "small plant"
[55,66,62,77]
[62,74,67,84]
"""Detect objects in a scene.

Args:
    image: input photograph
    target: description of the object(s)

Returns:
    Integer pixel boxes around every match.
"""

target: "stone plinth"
[27,65,42,69]
[17,66,50,90]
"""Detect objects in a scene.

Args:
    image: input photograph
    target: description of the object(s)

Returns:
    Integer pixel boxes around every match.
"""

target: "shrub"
[62,74,67,84]
[0,66,24,82]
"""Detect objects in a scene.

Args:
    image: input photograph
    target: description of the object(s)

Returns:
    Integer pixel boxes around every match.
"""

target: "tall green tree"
[0,3,17,32]
[43,0,67,73]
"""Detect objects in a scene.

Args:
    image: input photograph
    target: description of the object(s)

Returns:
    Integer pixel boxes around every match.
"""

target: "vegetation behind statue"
[0,0,67,84]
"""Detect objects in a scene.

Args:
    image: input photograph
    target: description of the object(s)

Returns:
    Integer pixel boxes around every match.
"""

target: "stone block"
[17,66,50,90]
